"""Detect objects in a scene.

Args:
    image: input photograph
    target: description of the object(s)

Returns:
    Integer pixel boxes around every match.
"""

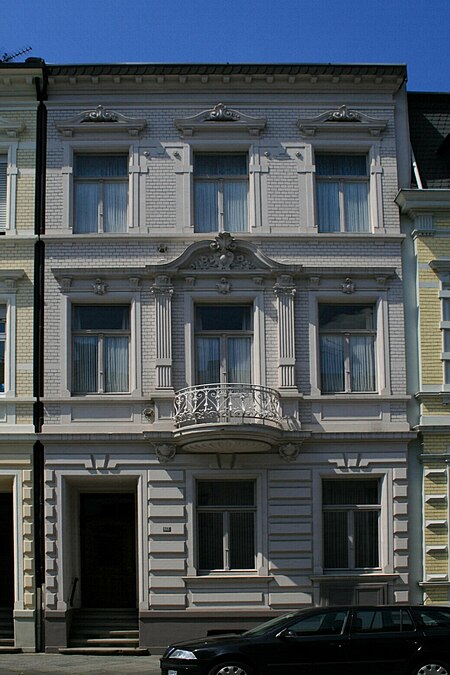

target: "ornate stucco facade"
[36,63,418,652]
[0,61,44,651]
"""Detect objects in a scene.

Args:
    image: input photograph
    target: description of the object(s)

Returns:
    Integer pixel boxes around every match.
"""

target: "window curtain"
[74,183,98,233]
[317,182,340,232]
[345,183,369,232]
[223,182,247,232]
[104,183,127,232]
[323,512,348,568]
[355,511,379,567]
[227,337,251,383]
[196,337,220,384]
[230,512,254,568]
[320,335,344,392]
[350,336,375,391]
[73,336,97,393]
[105,336,129,392]
[194,182,218,232]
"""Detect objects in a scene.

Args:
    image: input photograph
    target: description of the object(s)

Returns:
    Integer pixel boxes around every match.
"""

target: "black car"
[160,605,450,675]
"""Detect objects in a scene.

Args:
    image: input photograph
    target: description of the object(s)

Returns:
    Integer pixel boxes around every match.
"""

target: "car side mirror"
[276,628,297,640]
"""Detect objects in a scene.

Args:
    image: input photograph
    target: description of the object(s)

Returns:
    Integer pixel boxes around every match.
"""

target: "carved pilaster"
[274,275,297,389]
[150,275,174,389]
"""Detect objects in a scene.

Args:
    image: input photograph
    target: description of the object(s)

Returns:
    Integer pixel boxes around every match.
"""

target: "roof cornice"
[396,189,450,216]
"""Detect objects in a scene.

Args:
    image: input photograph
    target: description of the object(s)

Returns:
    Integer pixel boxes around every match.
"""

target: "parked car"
[160,605,450,675]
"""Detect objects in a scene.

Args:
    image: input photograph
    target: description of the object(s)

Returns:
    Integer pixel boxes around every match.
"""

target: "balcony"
[173,383,284,453]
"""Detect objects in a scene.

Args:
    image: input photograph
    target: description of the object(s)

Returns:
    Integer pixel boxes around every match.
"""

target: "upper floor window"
[74,154,128,233]
[319,304,376,393]
[194,154,248,233]
[0,306,6,392]
[316,154,370,233]
[72,305,130,394]
[442,298,450,384]
[323,479,380,569]
[197,479,256,572]
[195,305,252,384]
[0,157,7,234]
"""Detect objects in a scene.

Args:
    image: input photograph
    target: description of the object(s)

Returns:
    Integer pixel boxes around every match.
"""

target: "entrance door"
[0,493,14,608]
[79,493,136,608]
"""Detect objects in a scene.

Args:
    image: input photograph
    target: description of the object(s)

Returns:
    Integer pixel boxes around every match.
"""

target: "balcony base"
[173,422,283,453]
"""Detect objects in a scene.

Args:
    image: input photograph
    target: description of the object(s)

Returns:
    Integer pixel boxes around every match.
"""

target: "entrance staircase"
[0,608,20,653]
[60,608,149,655]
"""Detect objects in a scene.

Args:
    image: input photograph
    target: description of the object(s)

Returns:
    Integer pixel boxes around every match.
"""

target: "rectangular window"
[442,298,450,383]
[316,154,370,233]
[319,304,376,393]
[74,154,128,233]
[194,154,248,233]
[323,479,380,569]
[72,305,130,394]
[0,157,7,234]
[196,480,256,572]
[195,305,252,384]
[0,306,6,392]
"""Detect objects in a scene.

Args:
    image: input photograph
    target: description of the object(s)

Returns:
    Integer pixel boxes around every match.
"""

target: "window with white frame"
[315,154,370,233]
[319,304,376,393]
[442,297,450,384]
[73,154,128,233]
[195,305,252,384]
[72,305,130,394]
[196,480,256,572]
[194,153,248,233]
[0,157,7,234]
[322,479,380,569]
[0,306,5,392]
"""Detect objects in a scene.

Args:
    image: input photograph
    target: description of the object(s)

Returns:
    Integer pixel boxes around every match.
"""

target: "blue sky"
[2,0,449,91]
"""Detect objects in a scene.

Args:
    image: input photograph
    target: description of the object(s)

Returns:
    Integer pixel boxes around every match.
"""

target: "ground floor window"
[322,479,380,569]
[196,480,256,572]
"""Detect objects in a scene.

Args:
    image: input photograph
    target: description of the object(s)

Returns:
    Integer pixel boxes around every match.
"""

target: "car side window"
[351,609,414,633]
[288,610,348,636]
[415,608,450,628]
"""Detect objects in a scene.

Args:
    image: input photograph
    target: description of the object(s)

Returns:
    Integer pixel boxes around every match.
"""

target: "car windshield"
[243,612,300,637]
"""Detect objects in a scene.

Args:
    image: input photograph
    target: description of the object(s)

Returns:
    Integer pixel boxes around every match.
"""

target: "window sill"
[311,572,397,582]
[183,575,272,584]
[304,394,410,401]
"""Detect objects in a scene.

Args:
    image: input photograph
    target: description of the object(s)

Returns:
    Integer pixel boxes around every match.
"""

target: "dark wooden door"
[80,493,136,608]
[0,493,14,607]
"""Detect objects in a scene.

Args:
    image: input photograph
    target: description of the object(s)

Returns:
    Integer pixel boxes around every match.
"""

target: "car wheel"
[208,662,255,675]
[414,663,450,675]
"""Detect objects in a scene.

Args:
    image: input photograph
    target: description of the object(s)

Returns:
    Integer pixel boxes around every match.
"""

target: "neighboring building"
[397,92,450,604]
[40,63,416,652]
[0,60,45,651]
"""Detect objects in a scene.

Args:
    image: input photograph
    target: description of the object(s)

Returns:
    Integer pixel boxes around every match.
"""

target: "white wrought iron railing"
[173,383,283,428]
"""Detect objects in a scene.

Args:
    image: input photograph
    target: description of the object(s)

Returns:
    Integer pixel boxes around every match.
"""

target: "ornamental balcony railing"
[173,383,283,428]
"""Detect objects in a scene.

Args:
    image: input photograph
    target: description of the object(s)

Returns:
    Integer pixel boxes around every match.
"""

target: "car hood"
[167,633,248,651]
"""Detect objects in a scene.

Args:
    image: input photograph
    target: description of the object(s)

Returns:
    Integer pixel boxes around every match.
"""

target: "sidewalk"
[0,653,161,675]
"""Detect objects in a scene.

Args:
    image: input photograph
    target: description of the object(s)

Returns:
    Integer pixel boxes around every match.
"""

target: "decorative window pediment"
[297,105,387,137]
[0,114,25,138]
[175,103,267,137]
[56,105,147,137]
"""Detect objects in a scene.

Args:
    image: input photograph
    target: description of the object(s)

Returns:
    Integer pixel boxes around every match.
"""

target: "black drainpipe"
[32,60,47,653]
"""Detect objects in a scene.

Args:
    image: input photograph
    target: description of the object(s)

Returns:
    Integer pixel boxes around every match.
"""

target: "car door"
[265,608,350,675]
[346,608,420,675]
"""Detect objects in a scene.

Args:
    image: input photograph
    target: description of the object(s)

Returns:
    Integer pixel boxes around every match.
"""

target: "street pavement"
[0,653,161,674]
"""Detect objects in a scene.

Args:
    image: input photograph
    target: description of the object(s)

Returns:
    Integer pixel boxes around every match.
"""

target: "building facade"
[397,92,450,605]
[37,63,417,652]
[0,61,44,651]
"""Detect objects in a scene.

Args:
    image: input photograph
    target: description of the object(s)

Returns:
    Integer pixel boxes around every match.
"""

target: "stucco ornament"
[216,277,232,294]
[326,105,360,122]
[154,443,177,464]
[82,105,119,123]
[210,232,237,269]
[278,442,302,463]
[92,278,108,295]
[341,277,356,294]
[207,103,240,122]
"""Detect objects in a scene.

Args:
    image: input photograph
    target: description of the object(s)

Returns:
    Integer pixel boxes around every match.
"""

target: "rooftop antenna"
[0,46,32,63]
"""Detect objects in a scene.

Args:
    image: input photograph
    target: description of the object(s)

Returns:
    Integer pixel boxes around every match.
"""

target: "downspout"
[32,60,47,653]
[411,146,424,189]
